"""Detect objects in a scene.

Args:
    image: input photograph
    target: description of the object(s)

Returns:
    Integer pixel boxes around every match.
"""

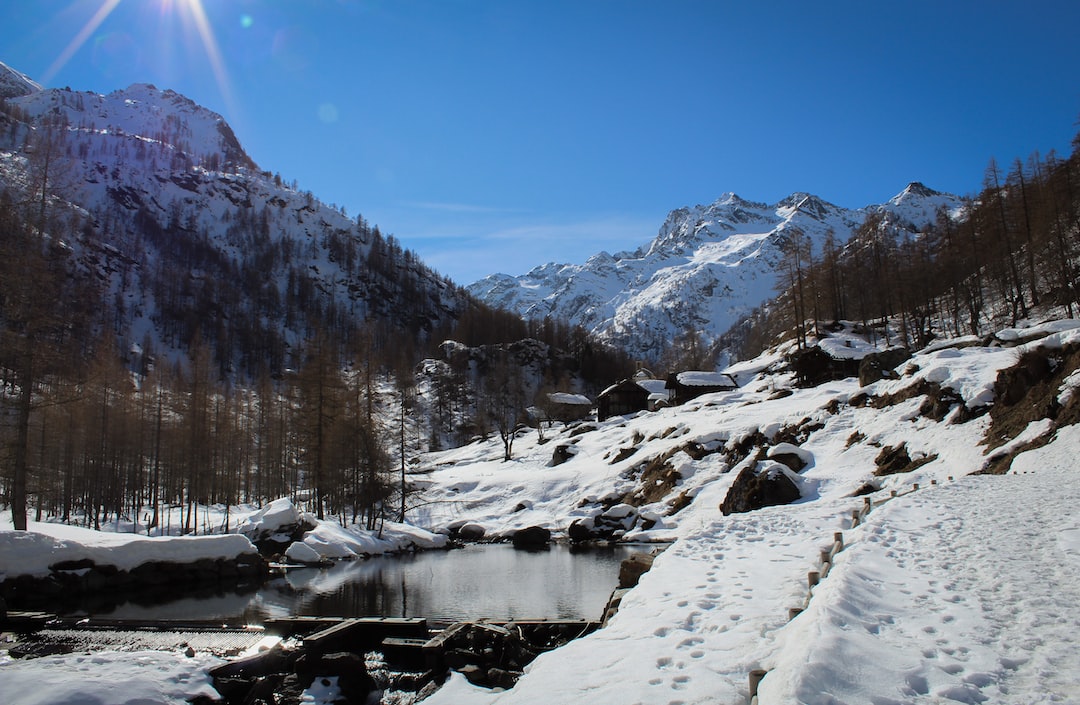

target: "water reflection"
[85,544,642,624]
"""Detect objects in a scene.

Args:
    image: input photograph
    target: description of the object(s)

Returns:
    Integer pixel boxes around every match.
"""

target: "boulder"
[859,348,912,386]
[550,444,578,466]
[720,465,801,515]
[767,442,813,472]
[457,523,486,541]
[511,526,551,549]
[567,518,596,543]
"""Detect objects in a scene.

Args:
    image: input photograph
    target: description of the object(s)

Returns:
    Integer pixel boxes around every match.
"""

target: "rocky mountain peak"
[469,184,963,362]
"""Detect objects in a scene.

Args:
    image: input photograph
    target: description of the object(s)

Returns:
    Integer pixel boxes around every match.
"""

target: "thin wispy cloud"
[400,200,527,215]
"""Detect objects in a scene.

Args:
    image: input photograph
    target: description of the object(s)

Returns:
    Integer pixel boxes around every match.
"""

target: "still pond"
[79,543,644,624]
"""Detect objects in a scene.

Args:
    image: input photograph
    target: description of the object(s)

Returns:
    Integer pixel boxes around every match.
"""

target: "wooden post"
[913,483,920,491]
[833,531,844,549]
[807,571,820,588]
[851,510,860,528]
[788,607,803,621]
[891,490,898,498]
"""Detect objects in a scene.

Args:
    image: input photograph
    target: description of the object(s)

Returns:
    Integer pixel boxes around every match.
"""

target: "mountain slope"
[0,61,469,377]
[469,185,964,362]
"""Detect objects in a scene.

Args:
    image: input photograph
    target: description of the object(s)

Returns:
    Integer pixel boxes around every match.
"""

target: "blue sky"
[3,1,1079,284]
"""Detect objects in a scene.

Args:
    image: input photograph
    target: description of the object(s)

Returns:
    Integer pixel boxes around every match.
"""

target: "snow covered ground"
[4,322,1080,704]
[416,323,1080,705]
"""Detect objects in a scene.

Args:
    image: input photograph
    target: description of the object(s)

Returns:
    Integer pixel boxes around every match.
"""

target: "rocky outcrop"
[567,504,640,543]
[873,443,937,476]
[720,465,801,515]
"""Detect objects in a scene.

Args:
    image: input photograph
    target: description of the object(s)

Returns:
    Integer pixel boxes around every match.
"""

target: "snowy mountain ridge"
[0,59,41,99]
[0,60,468,376]
[469,183,965,362]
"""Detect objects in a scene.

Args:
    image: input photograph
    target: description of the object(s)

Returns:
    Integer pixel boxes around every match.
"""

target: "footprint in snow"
[904,672,930,696]
[999,656,1028,670]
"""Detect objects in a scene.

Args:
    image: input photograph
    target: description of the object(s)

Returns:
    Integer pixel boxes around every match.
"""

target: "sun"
[42,0,234,109]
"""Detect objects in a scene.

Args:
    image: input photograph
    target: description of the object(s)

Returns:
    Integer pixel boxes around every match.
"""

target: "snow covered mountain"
[469,184,964,362]
[0,60,469,376]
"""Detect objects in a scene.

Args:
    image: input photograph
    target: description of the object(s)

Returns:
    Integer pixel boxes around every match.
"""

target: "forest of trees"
[0,111,633,531]
[1,183,632,532]
[726,132,1080,361]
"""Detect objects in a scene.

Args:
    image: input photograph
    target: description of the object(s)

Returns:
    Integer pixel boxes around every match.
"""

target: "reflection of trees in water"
[122,545,643,623]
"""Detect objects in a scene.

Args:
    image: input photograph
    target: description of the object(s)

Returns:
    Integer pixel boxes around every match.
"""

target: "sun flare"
[42,0,234,111]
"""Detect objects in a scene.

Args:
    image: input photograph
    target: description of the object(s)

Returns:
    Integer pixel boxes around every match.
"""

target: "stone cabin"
[665,371,739,405]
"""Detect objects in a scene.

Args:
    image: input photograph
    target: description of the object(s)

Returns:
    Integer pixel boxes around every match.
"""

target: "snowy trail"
[760,425,1080,704]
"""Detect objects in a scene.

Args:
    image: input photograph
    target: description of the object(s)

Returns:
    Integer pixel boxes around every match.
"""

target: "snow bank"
[284,519,448,563]
[0,650,222,705]
[234,497,448,562]
[416,320,1080,705]
[0,521,256,580]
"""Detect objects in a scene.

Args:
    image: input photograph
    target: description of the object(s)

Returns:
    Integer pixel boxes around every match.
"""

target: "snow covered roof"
[636,378,669,396]
[673,371,738,388]
[817,336,880,360]
[548,392,592,406]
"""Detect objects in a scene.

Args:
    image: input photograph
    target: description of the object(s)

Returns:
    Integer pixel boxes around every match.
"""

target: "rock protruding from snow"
[719,464,802,515]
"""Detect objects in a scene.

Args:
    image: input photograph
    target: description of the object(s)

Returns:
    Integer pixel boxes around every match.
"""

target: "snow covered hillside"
[0,60,469,377]
[469,184,963,362]
[409,318,1080,704]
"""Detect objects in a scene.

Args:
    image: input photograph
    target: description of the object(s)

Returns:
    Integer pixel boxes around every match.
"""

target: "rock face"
[511,526,551,549]
[720,466,801,515]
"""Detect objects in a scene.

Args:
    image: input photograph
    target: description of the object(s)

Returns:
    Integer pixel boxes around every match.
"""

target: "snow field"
[760,425,1080,704]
